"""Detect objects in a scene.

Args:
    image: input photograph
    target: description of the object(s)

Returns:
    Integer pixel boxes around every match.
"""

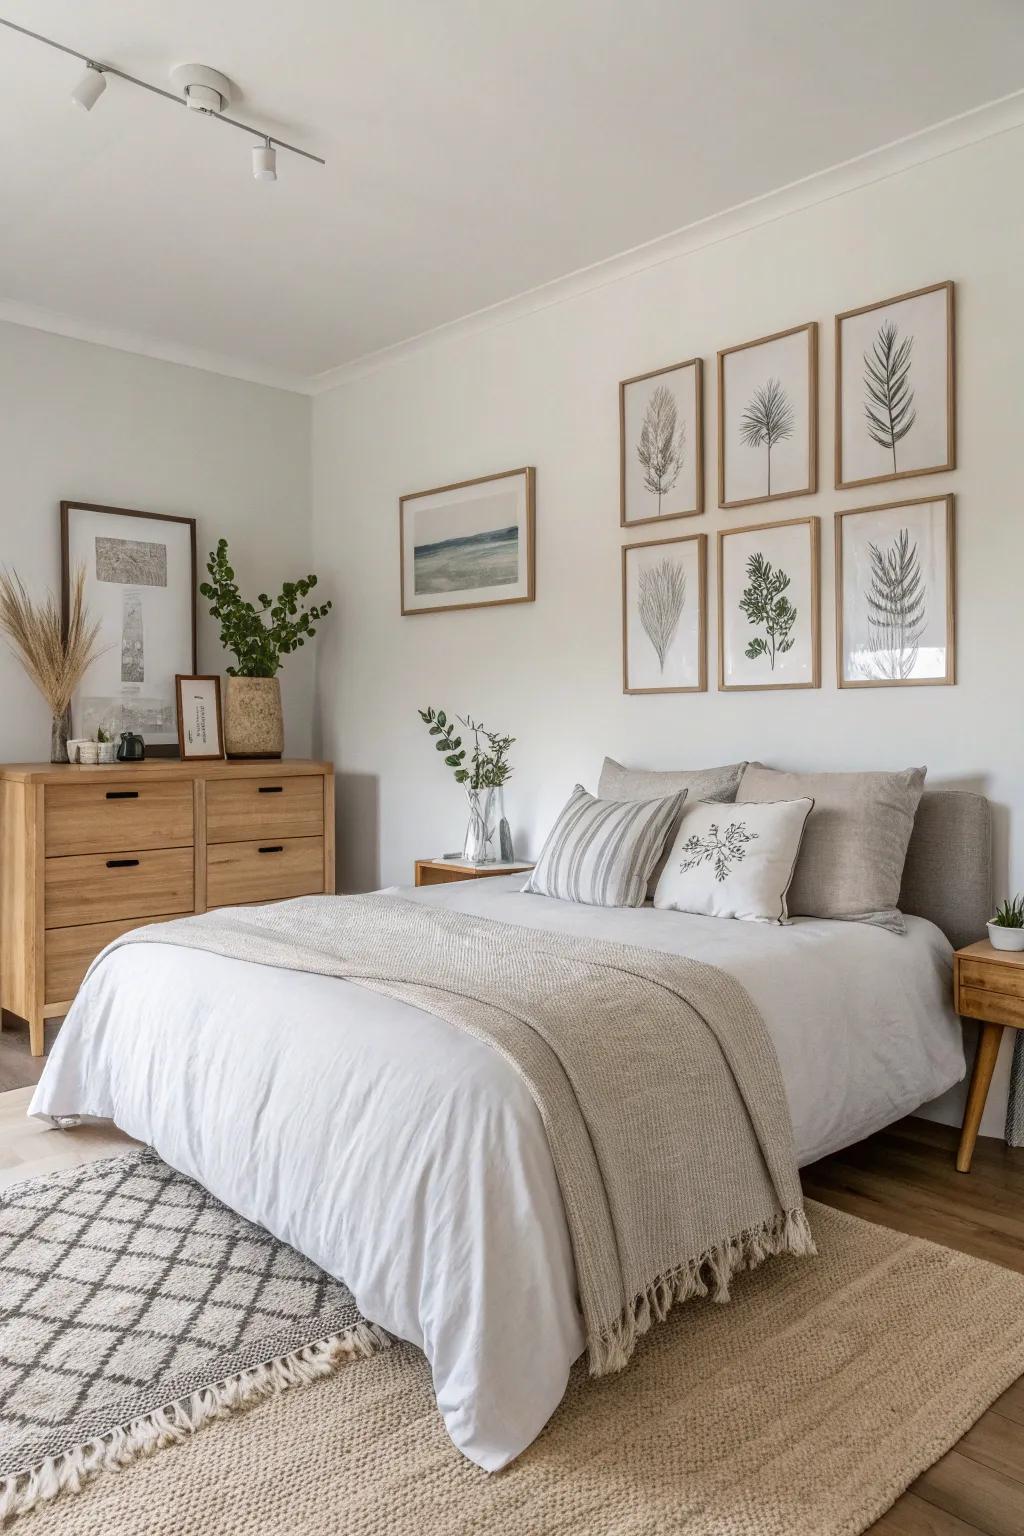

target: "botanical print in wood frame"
[61,500,197,758]
[622,534,707,694]
[835,281,955,490]
[835,495,955,688]
[718,516,821,692]
[718,323,817,509]
[619,358,703,526]
[399,467,535,616]
[175,673,225,759]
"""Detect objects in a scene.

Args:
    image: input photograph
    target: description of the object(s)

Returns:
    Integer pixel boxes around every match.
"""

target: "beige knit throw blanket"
[96,894,815,1373]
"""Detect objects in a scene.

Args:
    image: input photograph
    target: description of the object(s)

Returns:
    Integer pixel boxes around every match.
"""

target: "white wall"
[312,123,1024,1135]
[0,324,314,759]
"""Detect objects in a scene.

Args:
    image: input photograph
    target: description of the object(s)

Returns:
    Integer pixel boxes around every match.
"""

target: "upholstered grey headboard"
[899,790,992,950]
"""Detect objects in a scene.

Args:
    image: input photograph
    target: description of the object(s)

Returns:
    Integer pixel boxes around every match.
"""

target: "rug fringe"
[0,1320,390,1527]
[589,1206,816,1376]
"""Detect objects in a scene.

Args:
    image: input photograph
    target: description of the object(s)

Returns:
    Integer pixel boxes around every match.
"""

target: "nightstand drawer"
[959,984,1024,1028]
[206,836,325,907]
[958,958,1024,1002]
[206,776,324,844]
[46,779,194,855]
[45,848,195,929]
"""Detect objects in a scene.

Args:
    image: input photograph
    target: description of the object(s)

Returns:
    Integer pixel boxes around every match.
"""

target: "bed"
[29,789,990,1471]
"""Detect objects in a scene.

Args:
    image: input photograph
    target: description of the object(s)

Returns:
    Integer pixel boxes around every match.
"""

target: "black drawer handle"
[258,845,284,855]
[106,858,140,868]
[258,786,284,794]
[105,790,139,800]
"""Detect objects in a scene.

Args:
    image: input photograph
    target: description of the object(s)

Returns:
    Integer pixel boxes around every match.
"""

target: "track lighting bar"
[0,16,326,170]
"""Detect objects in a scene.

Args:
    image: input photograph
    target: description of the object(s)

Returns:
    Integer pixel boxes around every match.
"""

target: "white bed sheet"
[31,878,964,1471]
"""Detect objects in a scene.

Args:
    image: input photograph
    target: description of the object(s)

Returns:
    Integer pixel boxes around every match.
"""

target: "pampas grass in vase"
[0,566,104,762]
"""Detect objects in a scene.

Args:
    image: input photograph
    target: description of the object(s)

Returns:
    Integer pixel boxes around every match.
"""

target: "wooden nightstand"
[414,859,534,887]
[953,939,1024,1173]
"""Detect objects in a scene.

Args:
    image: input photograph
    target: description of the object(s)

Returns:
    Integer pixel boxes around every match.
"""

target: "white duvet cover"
[30,877,964,1470]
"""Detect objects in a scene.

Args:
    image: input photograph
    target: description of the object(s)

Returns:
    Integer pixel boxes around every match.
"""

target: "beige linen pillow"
[598,758,746,895]
[737,763,926,932]
[654,798,814,923]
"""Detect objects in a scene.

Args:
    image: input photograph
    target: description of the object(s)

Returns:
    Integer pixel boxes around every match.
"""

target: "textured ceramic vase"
[223,676,284,759]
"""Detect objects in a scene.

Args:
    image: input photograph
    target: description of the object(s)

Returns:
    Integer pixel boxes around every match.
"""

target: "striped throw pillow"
[523,784,686,908]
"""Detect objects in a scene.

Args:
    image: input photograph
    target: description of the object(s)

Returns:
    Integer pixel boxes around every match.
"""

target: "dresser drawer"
[45,914,174,1003]
[958,984,1024,1028]
[958,957,1024,1002]
[206,836,325,908]
[45,848,195,929]
[206,776,324,844]
[45,779,193,856]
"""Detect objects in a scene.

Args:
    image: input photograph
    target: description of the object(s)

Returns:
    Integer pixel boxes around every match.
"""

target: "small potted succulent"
[988,894,1024,952]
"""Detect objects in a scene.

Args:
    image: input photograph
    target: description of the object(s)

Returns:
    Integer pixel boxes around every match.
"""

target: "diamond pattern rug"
[0,1148,387,1513]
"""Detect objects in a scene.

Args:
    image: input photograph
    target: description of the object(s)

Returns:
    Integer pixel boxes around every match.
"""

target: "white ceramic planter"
[987,920,1024,952]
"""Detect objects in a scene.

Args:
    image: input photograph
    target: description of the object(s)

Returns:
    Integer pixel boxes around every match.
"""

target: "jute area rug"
[12,1180,1024,1535]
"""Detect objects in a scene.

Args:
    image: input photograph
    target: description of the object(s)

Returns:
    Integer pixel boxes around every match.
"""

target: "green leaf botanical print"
[637,384,686,515]
[638,557,686,672]
[864,526,925,681]
[681,821,759,883]
[863,321,917,475]
[738,377,794,497]
[739,551,797,669]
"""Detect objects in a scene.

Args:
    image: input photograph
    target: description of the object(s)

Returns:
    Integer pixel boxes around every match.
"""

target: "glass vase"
[462,788,496,865]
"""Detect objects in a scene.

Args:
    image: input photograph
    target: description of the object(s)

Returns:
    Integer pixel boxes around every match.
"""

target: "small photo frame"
[400,467,535,616]
[835,281,955,490]
[175,674,224,760]
[619,358,703,526]
[718,516,820,691]
[717,323,817,508]
[835,495,955,688]
[622,534,707,694]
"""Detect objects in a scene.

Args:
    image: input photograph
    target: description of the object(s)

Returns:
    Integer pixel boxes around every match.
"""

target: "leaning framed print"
[717,322,817,508]
[619,358,703,526]
[718,516,820,691]
[175,674,225,759]
[622,533,706,694]
[60,501,197,757]
[835,494,955,688]
[399,467,535,616]
[835,280,955,489]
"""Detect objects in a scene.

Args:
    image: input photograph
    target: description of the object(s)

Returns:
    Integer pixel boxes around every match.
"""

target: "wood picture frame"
[619,357,703,526]
[60,500,197,758]
[175,673,225,759]
[717,515,821,691]
[835,494,956,688]
[835,280,955,490]
[622,533,707,694]
[717,322,818,509]
[399,467,535,616]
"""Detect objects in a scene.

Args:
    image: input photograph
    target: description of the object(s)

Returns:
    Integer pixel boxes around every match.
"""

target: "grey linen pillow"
[737,763,926,932]
[523,783,686,908]
[598,757,746,895]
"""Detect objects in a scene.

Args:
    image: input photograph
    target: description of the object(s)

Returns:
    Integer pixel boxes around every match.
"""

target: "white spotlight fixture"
[71,63,106,111]
[252,138,277,183]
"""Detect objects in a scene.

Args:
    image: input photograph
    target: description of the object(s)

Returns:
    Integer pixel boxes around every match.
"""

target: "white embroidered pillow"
[653,798,814,924]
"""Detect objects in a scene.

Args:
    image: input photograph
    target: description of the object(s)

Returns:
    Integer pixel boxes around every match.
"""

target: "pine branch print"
[864,526,926,680]
[637,385,685,515]
[739,377,794,496]
[863,321,917,475]
[638,557,686,671]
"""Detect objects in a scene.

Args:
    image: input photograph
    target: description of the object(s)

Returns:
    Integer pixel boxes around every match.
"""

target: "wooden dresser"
[0,758,335,1055]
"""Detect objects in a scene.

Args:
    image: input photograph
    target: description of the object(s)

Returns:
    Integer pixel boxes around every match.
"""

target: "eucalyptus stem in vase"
[418,706,515,864]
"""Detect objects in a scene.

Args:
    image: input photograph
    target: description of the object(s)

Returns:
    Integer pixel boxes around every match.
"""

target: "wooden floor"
[0,1012,61,1091]
[0,1080,1020,1532]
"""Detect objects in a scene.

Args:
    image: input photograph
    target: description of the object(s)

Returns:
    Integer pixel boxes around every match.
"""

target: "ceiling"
[0,1,1021,387]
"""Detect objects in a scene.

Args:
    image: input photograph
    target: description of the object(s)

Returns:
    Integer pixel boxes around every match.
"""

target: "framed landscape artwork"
[400,467,535,616]
[718,322,817,508]
[622,533,706,694]
[619,357,703,526]
[835,495,955,688]
[718,516,820,691]
[835,281,955,490]
[61,501,197,757]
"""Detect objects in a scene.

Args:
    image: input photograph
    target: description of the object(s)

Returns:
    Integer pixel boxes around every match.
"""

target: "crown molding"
[309,88,1024,396]
[0,298,311,395]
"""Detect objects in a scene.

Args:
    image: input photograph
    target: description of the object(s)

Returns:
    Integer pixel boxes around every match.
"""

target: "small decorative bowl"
[76,741,100,765]
[97,742,116,764]
[66,738,88,764]
[986,920,1024,952]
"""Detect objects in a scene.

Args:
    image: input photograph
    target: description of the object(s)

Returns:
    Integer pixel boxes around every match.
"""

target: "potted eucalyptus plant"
[418,706,515,863]
[200,539,333,759]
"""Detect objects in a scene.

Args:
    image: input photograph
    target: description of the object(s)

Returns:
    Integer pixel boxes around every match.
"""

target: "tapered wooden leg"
[956,1022,1004,1173]
[28,1012,45,1059]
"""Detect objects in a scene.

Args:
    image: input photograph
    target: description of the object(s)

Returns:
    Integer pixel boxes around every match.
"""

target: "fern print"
[637,557,686,671]
[864,526,926,680]
[680,821,759,883]
[739,377,795,496]
[739,552,797,669]
[863,321,917,475]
